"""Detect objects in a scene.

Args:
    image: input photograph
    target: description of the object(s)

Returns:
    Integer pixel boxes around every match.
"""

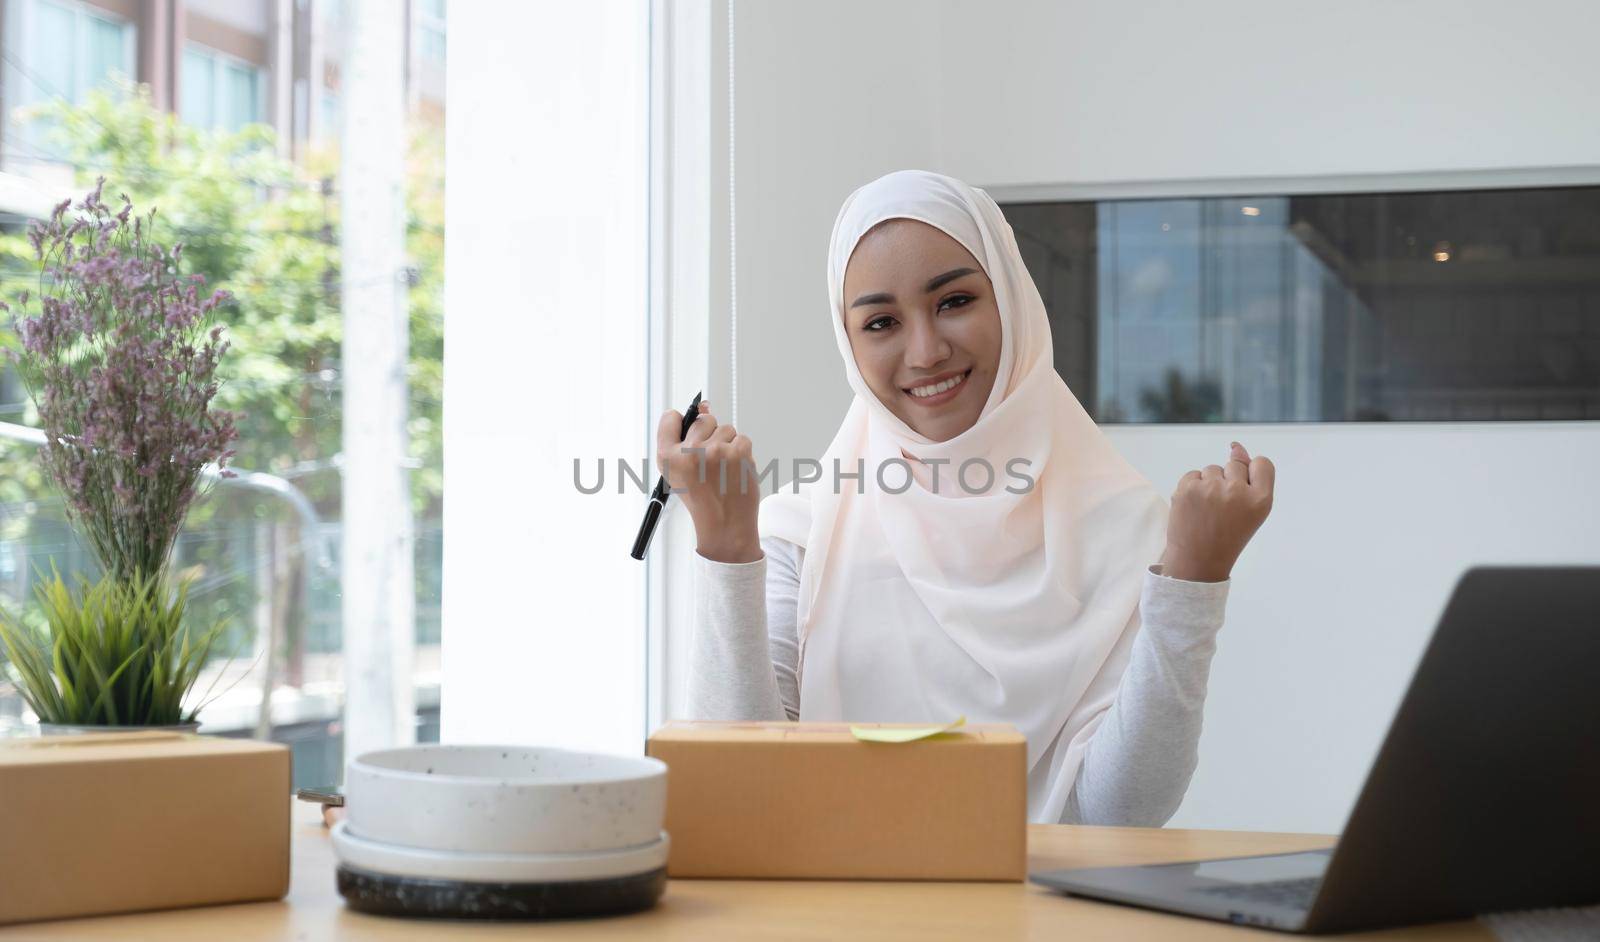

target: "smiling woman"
[664,170,1275,826]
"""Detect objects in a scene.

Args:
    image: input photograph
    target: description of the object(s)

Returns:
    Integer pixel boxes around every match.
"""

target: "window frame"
[982,166,1600,205]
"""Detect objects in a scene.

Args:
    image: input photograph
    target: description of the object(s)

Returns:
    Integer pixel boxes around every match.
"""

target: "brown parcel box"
[647,721,1026,881]
[0,731,290,925]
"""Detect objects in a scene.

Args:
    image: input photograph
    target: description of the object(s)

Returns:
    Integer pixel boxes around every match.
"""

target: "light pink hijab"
[758,170,1168,822]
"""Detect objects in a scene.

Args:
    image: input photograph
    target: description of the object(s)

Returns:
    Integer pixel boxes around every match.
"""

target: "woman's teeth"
[908,371,967,398]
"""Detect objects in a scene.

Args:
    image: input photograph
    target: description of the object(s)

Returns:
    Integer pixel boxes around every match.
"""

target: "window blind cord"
[727,0,738,428]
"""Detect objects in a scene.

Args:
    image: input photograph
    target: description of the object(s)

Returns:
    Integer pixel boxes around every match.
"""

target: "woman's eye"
[864,316,894,332]
[939,294,974,312]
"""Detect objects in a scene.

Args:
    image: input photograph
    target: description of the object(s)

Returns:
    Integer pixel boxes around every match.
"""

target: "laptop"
[1030,566,1600,934]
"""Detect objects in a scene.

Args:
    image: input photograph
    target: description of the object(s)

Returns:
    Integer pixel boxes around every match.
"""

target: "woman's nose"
[905,318,952,369]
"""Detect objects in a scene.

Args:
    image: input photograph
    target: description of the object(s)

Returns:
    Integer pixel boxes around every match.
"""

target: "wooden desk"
[0,801,1490,940]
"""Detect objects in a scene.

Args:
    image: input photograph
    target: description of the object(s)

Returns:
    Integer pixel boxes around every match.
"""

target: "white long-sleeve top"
[689,535,1230,826]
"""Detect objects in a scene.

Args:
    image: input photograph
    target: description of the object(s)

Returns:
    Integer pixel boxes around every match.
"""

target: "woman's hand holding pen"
[656,401,764,564]
[1159,441,1275,583]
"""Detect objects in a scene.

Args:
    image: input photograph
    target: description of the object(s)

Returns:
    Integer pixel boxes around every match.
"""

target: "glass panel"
[222,62,260,130]
[1004,186,1600,423]
[82,14,128,95]
[180,47,214,128]
[417,0,445,64]
[420,27,446,63]
[34,0,77,102]
[1099,199,1205,422]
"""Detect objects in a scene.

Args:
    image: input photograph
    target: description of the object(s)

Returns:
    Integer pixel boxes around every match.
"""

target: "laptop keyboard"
[1197,877,1321,910]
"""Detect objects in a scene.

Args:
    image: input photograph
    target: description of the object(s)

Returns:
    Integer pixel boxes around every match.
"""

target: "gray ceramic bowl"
[345,744,667,855]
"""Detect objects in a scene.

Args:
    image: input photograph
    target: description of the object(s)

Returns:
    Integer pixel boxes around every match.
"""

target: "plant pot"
[38,722,202,736]
[344,744,667,855]
[334,744,670,920]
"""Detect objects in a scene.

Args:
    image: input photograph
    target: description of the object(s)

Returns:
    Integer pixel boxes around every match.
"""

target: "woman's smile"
[903,368,972,407]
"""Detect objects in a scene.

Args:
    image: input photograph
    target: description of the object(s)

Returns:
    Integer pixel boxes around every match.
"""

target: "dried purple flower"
[3,182,239,582]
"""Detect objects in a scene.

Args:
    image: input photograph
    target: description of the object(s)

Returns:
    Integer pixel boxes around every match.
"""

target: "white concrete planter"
[343,744,667,856]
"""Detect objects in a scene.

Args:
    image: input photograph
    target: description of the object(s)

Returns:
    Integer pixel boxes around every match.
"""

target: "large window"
[180,44,264,133]
[1005,185,1600,423]
[0,5,445,790]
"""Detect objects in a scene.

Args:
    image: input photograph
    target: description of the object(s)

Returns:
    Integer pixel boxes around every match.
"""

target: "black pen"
[631,391,703,560]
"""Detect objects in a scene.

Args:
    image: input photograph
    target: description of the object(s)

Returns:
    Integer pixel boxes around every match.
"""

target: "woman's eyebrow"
[850,291,894,309]
[849,267,978,309]
[924,267,977,293]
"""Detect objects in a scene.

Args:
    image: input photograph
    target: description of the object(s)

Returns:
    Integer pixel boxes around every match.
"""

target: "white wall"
[714,0,1600,832]
[442,1,649,755]
[940,0,1600,189]
[1108,422,1600,832]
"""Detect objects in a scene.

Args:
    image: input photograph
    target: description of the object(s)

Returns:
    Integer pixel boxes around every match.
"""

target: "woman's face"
[842,219,1002,443]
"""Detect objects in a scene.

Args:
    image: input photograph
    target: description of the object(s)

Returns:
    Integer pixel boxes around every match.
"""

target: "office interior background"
[1,0,1596,836]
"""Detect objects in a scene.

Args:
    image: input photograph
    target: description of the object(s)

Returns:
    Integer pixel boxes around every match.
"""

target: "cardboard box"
[646,720,1026,881]
[0,731,291,925]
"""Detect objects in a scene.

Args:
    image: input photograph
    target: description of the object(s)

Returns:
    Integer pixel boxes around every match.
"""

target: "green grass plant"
[0,565,227,726]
